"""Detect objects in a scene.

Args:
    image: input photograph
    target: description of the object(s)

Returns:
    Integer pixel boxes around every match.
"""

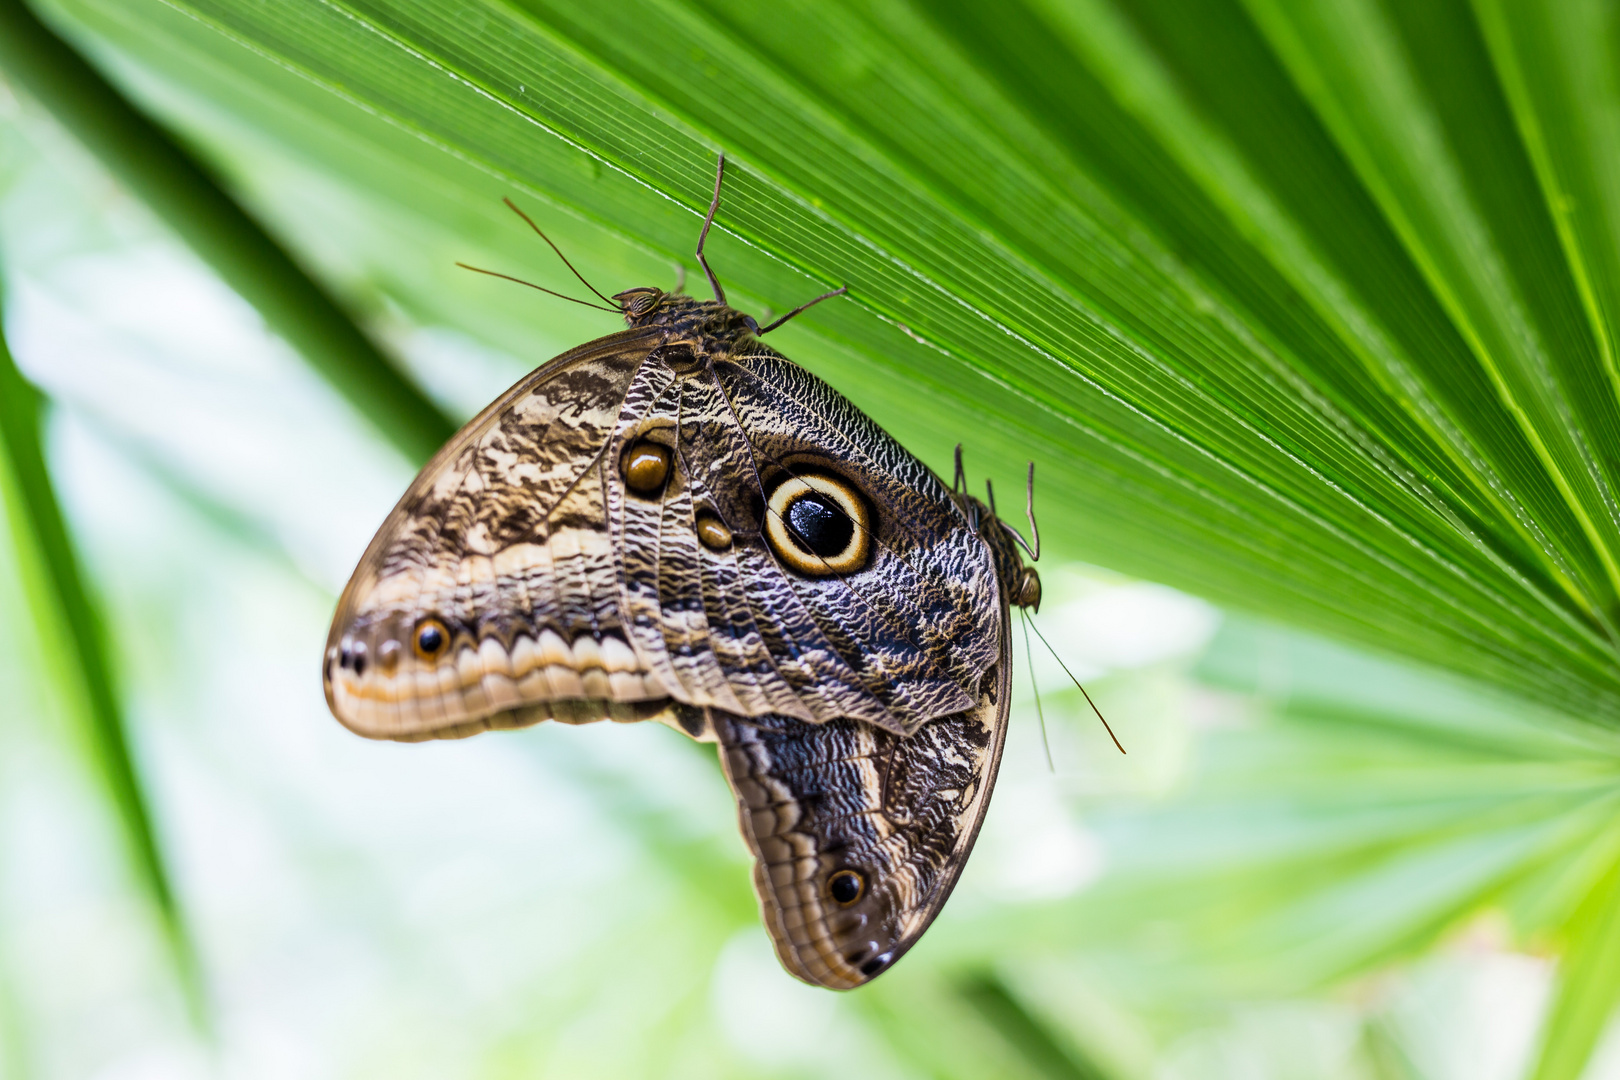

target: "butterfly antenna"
[697,152,728,304]
[953,445,981,529]
[672,263,687,295]
[1026,614,1125,754]
[501,198,616,308]
[455,263,617,313]
[756,286,848,334]
[1021,609,1056,772]
[1000,461,1040,561]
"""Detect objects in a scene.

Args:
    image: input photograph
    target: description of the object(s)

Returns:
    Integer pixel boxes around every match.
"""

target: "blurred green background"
[4,0,1620,1076]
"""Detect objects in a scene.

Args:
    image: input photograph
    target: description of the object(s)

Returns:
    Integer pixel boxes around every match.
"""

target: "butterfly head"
[612,289,764,348]
[951,451,1042,613]
[613,286,666,320]
[614,287,759,339]
[1013,566,1042,611]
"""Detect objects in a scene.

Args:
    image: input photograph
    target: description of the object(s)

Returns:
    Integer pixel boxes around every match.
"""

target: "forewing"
[609,368,893,726]
[712,610,1011,989]
[324,328,671,740]
[672,341,1002,734]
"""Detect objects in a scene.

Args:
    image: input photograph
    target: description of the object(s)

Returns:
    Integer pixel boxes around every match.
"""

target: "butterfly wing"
[324,303,1020,990]
[711,598,1011,989]
[326,327,1004,744]
[604,339,1004,737]
[324,328,673,741]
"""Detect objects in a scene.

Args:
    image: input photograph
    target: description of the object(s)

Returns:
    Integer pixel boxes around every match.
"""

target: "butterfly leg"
[696,151,728,305]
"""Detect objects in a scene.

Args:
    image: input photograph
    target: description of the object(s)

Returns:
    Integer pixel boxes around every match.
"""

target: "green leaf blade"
[0,284,203,1017]
[70,0,1620,727]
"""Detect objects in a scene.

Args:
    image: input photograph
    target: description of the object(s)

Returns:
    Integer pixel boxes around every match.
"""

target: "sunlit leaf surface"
[35,0,1620,729]
[6,0,1620,1076]
[0,265,198,1014]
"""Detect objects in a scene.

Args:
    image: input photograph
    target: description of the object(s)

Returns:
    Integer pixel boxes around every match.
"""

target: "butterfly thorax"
[961,492,1042,612]
[614,287,755,348]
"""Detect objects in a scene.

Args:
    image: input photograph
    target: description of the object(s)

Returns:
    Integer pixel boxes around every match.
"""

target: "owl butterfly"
[324,154,1045,990]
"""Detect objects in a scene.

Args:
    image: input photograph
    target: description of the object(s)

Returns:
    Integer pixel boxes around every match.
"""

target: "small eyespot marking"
[829,868,865,905]
[859,952,893,977]
[622,440,671,495]
[378,639,401,674]
[846,942,878,964]
[695,511,733,550]
[414,618,449,661]
[765,474,871,576]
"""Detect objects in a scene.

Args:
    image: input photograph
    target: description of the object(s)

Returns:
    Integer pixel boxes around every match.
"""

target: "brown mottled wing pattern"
[325,296,1019,991]
[712,601,1012,989]
[324,329,669,740]
[604,338,1002,736]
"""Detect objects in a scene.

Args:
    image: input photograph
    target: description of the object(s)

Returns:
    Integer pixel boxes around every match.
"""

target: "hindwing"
[608,338,1003,735]
[712,601,1012,988]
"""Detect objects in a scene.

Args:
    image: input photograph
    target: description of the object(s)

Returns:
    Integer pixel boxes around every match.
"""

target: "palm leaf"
[0,0,455,465]
[27,0,1620,731]
[11,0,1620,1072]
[0,281,202,1014]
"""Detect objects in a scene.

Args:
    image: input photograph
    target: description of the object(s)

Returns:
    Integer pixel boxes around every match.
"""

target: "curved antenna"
[1021,610,1056,771]
[1026,614,1125,755]
[455,263,617,312]
[501,198,616,308]
[696,152,728,304]
[999,461,1040,562]
[757,286,848,334]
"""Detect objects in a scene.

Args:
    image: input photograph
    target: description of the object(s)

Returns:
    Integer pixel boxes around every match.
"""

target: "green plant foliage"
[0,278,200,1014]
[0,0,454,464]
[33,0,1620,732]
[1532,858,1620,1080]
[9,0,1620,1075]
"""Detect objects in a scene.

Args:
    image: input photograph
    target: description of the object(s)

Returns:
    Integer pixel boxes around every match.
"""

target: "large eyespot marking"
[828,868,865,905]
[622,440,671,496]
[765,474,871,576]
[414,618,449,662]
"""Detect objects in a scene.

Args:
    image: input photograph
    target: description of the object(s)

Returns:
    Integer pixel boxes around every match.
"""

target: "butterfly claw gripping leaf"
[324,156,1041,989]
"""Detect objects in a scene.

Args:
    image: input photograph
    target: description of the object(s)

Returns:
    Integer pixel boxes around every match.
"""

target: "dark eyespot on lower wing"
[710,625,1011,990]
